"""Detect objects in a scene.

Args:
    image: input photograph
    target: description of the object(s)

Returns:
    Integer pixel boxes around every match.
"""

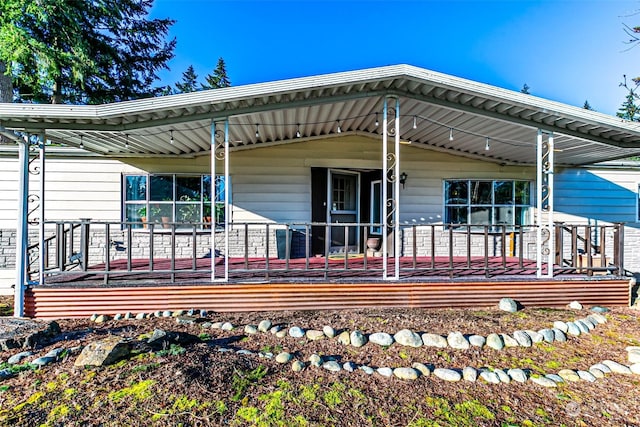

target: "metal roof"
[2,64,640,166]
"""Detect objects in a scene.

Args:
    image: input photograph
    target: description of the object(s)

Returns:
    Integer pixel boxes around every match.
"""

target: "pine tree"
[583,100,593,110]
[0,0,176,104]
[202,58,231,90]
[520,83,530,94]
[617,75,640,121]
[175,65,199,93]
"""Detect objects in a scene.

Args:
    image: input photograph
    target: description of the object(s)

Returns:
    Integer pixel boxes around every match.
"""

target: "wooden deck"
[24,256,631,318]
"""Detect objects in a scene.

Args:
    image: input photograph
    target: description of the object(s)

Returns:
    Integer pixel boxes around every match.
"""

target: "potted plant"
[137,206,147,228]
[203,196,212,228]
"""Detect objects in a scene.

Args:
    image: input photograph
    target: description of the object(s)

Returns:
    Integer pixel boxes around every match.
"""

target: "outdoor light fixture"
[485,137,490,151]
[296,124,301,138]
[170,130,174,144]
[375,113,379,127]
[255,124,260,139]
[336,120,342,133]
[400,171,408,189]
[79,135,84,149]
[449,128,454,141]
[125,134,129,149]
[413,115,417,129]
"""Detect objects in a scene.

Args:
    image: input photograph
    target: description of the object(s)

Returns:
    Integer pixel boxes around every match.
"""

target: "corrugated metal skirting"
[23,279,631,318]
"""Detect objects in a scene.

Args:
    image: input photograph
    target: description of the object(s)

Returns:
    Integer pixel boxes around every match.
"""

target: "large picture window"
[444,179,531,227]
[123,174,229,229]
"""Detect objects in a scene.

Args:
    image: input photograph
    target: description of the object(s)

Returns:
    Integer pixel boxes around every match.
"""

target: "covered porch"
[2,65,640,317]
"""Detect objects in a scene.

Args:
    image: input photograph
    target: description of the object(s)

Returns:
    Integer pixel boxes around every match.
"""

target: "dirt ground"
[0,295,639,426]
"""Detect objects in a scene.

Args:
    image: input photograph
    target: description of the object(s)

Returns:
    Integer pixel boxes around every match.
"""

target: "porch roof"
[2,64,640,166]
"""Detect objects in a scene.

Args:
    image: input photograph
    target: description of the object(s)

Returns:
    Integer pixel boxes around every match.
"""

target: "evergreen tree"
[0,0,175,104]
[202,57,231,90]
[175,65,199,93]
[617,75,640,121]
[520,83,530,94]
[583,100,593,110]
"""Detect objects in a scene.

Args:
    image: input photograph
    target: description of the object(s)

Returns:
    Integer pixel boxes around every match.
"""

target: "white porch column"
[14,134,30,317]
[536,129,554,278]
[38,132,46,286]
[382,95,401,280]
[210,119,229,282]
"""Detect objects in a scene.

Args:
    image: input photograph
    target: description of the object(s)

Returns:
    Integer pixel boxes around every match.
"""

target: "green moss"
[323,382,346,409]
[108,379,155,402]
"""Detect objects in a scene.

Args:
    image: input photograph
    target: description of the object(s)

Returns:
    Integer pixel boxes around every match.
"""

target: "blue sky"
[151,0,640,116]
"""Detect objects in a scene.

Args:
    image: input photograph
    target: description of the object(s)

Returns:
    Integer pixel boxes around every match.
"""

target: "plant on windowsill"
[203,200,212,229]
[137,206,147,228]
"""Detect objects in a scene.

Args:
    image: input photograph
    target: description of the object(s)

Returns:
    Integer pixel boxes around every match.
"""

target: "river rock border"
[2,301,639,388]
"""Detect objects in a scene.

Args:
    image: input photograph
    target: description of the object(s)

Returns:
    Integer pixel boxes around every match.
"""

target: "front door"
[328,170,359,252]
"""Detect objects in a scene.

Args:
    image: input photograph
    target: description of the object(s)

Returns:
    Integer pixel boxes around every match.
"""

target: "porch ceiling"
[2,64,640,166]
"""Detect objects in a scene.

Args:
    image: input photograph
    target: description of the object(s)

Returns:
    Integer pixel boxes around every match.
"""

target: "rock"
[568,300,583,310]
[393,367,419,380]
[135,313,146,320]
[201,322,213,329]
[586,315,602,326]
[200,309,208,317]
[468,335,486,347]
[31,356,56,367]
[244,325,258,335]
[498,297,519,312]
[628,350,640,364]
[577,370,597,382]
[421,333,448,348]
[275,352,292,364]
[376,367,393,377]
[553,321,569,333]
[369,332,394,347]
[565,322,581,336]
[589,367,605,378]
[447,332,470,350]
[580,318,595,330]
[602,360,632,374]
[270,325,283,335]
[94,314,109,323]
[539,329,555,343]
[0,369,14,380]
[343,362,356,372]
[308,354,322,367]
[187,309,195,316]
[574,320,590,334]
[337,331,350,345]
[552,328,567,342]
[211,322,223,329]
[257,320,272,333]
[524,330,543,344]
[590,363,611,374]
[146,329,199,349]
[462,366,478,382]
[360,365,374,375]
[172,310,185,317]
[44,348,65,359]
[176,316,198,325]
[275,330,287,338]
[589,312,607,323]
[433,368,462,382]
[513,330,532,347]
[495,369,511,383]
[590,306,610,314]
[486,333,504,350]
[114,313,123,321]
[306,330,325,341]
[630,363,640,375]
[0,338,19,351]
[90,314,98,321]
[236,349,252,356]
[412,362,431,376]
[258,352,273,359]
[7,351,33,364]
[479,371,500,384]
[288,326,305,338]
[507,368,528,383]
[394,329,423,347]
[558,369,581,382]
[162,310,172,318]
[531,376,558,387]
[500,333,519,347]
[350,331,367,347]
[322,325,336,338]
[292,361,305,372]
[153,311,162,318]
[74,336,130,367]
[221,322,234,331]
[124,312,134,320]
[545,374,564,383]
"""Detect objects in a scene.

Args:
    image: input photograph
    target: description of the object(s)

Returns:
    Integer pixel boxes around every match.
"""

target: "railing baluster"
[466,225,471,268]
[170,223,176,283]
[484,225,489,278]
[430,225,435,269]
[191,224,197,271]
[344,225,349,270]
[501,225,507,270]
[412,225,417,269]
[127,223,132,272]
[518,225,524,269]
[585,225,592,276]
[56,222,65,271]
[149,223,154,272]
[265,224,270,280]
[448,225,454,278]
[324,224,330,279]
[244,223,249,270]
[104,223,110,285]
[286,224,291,272]
[363,226,368,271]
[304,224,310,271]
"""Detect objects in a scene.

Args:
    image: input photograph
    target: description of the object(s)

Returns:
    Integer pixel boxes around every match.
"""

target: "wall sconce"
[400,172,408,189]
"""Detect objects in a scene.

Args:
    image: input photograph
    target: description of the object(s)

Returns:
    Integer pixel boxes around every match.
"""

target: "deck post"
[536,130,554,278]
[14,134,29,317]
[38,132,46,285]
[211,119,229,282]
[382,95,400,280]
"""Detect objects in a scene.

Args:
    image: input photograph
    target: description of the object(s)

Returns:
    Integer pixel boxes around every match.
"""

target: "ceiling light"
[296,124,301,138]
[255,124,260,139]
[413,116,417,129]
[170,130,174,144]
[375,113,379,127]
[485,137,490,151]
[449,128,454,141]
[337,120,342,133]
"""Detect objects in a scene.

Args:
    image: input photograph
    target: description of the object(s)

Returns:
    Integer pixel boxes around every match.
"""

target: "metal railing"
[26,220,626,285]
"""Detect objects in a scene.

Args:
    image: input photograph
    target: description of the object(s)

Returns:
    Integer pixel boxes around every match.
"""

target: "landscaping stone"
[568,301,583,310]
[580,318,595,330]
[447,332,470,350]
[558,369,581,382]
[498,297,519,313]
[412,362,431,376]
[590,306,610,313]
[553,321,569,333]
[500,333,519,347]
[577,370,597,382]
[244,325,258,335]
[507,368,528,383]
[172,310,185,317]
[545,374,564,383]
[433,368,462,382]
[480,371,500,384]
[275,352,292,364]
[574,320,589,334]
[350,330,367,347]
[322,325,336,338]
[343,362,356,372]
[74,336,129,367]
[306,330,325,341]
[524,330,543,344]
[135,313,146,320]
[369,332,394,347]
[468,335,486,347]
[236,349,252,355]
[94,314,109,323]
[257,320,272,333]
[628,349,640,364]
[590,363,611,374]
[309,354,322,367]
[421,333,448,348]
[513,330,532,347]
[495,369,511,383]
[630,363,640,375]
[552,328,567,342]
[221,322,234,331]
[7,351,33,364]
[360,366,374,375]
[486,333,504,350]
[162,310,172,318]
[269,325,282,335]
[322,360,342,372]
[539,329,555,343]
[258,352,273,359]
[462,366,478,382]
[31,356,56,367]
[199,309,208,317]
[589,367,605,378]
[394,329,422,347]
[276,329,287,338]
[291,360,305,372]
[288,326,305,338]
[0,369,14,380]
[376,367,393,377]
[45,348,65,359]
[114,313,123,321]
[146,329,200,349]
[90,314,98,321]
[531,376,558,387]
[211,322,224,329]
[589,312,608,323]
[393,367,419,380]
[337,331,351,345]
[602,360,632,374]
[176,316,198,325]
[153,311,162,318]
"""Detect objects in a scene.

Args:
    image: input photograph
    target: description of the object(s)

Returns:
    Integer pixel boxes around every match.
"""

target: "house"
[1,64,639,317]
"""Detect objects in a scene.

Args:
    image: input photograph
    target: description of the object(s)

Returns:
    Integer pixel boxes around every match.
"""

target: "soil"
[0,295,639,426]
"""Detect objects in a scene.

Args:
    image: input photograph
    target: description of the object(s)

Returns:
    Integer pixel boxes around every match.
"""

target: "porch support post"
[38,132,46,285]
[536,129,554,278]
[210,119,229,282]
[14,134,29,317]
[382,95,400,280]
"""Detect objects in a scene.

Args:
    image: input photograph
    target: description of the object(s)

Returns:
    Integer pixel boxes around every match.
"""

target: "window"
[444,179,531,227]
[123,174,229,229]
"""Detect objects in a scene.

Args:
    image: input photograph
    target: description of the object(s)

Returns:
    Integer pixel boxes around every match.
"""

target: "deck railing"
[26,220,626,284]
